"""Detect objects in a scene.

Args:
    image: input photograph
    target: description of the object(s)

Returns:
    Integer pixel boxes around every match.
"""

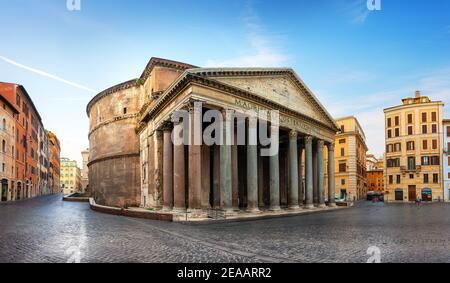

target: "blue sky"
[1,0,449,163]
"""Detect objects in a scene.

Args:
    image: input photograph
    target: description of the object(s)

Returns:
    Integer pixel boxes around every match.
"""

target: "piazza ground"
[2,194,450,263]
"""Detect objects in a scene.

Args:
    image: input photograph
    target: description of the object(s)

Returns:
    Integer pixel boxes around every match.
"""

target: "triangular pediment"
[194,70,335,128]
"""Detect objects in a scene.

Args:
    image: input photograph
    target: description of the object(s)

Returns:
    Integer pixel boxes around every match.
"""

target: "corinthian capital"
[304,135,313,145]
[317,140,325,149]
[328,143,335,152]
[289,130,298,140]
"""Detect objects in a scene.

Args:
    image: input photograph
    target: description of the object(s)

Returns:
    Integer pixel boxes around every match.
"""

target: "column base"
[304,204,315,210]
[269,206,281,212]
[318,204,327,209]
[172,207,187,213]
[288,205,300,210]
[246,207,261,213]
[188,209,207,219]
[328,203,337,208]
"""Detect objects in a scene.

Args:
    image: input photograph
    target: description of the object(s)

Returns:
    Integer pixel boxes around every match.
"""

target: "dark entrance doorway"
[1,179,7,201]
[422,188,432,202]
[408,186,417,202]
[17,183,22,200]
[395,189,403,201]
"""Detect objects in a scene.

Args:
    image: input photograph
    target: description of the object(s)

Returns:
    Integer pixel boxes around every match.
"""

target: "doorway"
[422,188,432,202]
[1,179,7,201]
[408,186,417,202]
[395,189,403,201]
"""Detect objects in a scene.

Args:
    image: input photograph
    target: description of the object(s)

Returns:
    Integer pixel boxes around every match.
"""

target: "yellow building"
[384,91,444,202]
[329,116,368,201]
[60,158,81,195]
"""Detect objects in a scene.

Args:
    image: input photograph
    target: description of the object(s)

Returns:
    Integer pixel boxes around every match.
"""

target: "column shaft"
[313,143,319,205]
[304,136,314,209]
[247,116,259,212]
[289,131,299,209]
[162,128,173,211]
[328,143,336,207]
[269,128,280,211]
[188,109,202,213]
[318,140,326,208]
[173,122,186,212]
[220,110,233,212]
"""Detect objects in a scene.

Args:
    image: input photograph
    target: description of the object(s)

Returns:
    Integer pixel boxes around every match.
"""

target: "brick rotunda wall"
[87,81,142,208]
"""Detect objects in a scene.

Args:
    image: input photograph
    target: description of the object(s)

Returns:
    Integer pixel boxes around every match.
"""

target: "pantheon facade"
[87,58,339,218]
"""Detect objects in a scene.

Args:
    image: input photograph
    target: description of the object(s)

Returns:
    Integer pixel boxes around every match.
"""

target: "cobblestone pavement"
[2,195,450,263]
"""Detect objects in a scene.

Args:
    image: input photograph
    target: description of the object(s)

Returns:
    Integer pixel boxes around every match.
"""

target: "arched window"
[2,140,6,153]
[2,119,5,131]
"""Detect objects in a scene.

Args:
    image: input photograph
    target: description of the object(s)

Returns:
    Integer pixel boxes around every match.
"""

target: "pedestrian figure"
[416,197,422,208]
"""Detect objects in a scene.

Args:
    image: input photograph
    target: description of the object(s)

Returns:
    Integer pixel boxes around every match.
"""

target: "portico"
[137,67,339,218]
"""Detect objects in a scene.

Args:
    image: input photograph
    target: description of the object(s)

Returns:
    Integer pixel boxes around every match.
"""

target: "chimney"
[415,90,421,98]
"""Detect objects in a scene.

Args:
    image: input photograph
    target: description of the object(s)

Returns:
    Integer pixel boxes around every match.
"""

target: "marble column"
[317,140,326,208]
[269,128,280,211]
[298,144,304,207]
[188,106,202,214]
[173,121,186,212]
[162,125,173,211]
[247,116,259,212]
[304,136,314,209]
[257,151,264,208]
[288,130,299,209]
[201,145,211,209]
[220,110,233,213]
[313,142,319,206]
[231,132,239,211]
[213,145,221,209]
[328,143,336,207]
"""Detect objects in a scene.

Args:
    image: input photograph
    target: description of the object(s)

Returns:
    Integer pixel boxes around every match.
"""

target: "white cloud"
[320,67,450,157]
[205,2,288,68]
[0,55,97,94]
[339,0,372,24]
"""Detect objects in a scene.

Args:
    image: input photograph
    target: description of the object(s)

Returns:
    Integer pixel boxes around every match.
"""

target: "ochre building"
[384,91,444,202]
[87,58,339,217]
[331,117,368,201]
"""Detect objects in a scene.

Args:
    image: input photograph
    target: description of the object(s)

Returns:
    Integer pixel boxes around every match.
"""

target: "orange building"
[0,82,58,201]
[48,131,61,194]
[367,170,384,192]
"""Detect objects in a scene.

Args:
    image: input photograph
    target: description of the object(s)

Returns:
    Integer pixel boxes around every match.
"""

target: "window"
[339,139,346,144]
[422,156,429,166]
[341,148,345,157]
[387,118,392,128]
[433,174,439,184]
[432,124,437,134]
[432,112,437,122]
[395,116,400,126]
[407,114,413,124]
[2,163,4,173]
[387,130,392,139]
[422,125,428,134]
[448,126,450,137]
[340,125,345,132]
[422,112,427,123]
[396,175,401,184]
[341,179,345,185]
[395,143,401,152]
[408,157,415,171]
[407,141,414,151]
[389,175,393,184]
[408,126,413,135]
[339,163,346,173]
[123,108,127,115]
[423,140,428,150]
[424,174,429,183]
[432,139,437,150]
[395,128,400,137]
[387,144,393,153]
[431,156,440,166]
[2,140,5,153]
[16,94,20,105]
